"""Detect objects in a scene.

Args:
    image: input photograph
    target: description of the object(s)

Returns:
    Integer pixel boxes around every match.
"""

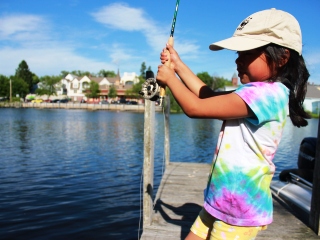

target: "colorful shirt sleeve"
[235,82,289,125]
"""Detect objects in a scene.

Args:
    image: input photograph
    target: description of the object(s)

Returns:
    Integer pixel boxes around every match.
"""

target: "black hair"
[262,44,310,127]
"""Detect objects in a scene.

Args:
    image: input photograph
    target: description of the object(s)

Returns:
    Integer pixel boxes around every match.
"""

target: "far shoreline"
[0,102,163,112]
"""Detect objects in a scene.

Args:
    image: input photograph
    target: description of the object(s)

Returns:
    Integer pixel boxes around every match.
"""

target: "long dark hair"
[262,44,310,127]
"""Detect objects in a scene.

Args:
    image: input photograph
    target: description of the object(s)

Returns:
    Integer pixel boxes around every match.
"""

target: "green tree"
[125,75,144,98]
[71,70,95,77]
[0,75,10,97]
[15,60,34,93]
[213,76,232,90]
[197,72,213,87]
[126,64,152,98]
[35,75,61,99]
[85,81,100,98]
[98,70,116,77]
[32,73,40,85]
[140,62,147,79]
[167,89,183,113]
[60,71,69,78]
[108,85,117,99]
[212,77,226,91]
[10,75,29,100]
[165,72,213,114]
[196,72,230,91]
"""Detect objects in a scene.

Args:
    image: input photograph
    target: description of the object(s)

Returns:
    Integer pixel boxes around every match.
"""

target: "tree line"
[0,60,120,101]
[0,60,232,109]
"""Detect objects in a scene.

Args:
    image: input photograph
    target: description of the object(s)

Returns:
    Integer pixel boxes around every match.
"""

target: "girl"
[156,8,310,240]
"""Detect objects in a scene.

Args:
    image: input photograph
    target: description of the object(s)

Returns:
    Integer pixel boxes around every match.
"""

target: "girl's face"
[235,49,272,84]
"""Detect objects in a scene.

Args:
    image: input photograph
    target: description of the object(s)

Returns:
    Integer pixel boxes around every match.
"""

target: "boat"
[270,137,317,223]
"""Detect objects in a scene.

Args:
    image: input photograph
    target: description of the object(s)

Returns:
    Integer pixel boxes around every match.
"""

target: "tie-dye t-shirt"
[203,81,289,226]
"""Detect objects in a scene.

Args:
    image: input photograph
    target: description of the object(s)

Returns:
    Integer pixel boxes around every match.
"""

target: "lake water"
[0,108,318,240]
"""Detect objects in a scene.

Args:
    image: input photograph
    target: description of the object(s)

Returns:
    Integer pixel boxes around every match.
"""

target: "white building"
[56,71,139,102]
[303,84,320,115]
[121,72,139,85]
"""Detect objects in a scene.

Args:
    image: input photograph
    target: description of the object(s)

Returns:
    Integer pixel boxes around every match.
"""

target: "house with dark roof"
[56,71,139,102]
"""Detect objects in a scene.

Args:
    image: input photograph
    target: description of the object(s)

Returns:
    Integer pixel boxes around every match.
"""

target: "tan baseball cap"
[209,8,302,55]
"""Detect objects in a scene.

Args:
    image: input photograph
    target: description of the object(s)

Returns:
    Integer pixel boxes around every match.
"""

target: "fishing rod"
[159,0,180,106]
[139,0,180,106]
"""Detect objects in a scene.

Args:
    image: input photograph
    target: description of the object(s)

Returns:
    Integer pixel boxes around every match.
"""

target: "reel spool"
[139,77,160,101]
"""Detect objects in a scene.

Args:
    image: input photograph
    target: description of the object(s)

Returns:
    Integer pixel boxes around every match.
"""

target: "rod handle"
[159,36,174,106]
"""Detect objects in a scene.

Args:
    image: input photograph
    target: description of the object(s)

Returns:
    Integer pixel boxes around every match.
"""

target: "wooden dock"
[140,162,320,240]
[141,98,320,240]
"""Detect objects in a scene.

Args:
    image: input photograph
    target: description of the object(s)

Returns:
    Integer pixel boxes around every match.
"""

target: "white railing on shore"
[0,102,162,112]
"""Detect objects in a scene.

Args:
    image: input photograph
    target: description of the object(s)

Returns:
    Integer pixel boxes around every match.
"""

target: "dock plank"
[141,162,320,239]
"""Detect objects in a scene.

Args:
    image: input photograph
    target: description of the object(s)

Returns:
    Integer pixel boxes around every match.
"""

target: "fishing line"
[161,107,166,176]
[138,168,143,239]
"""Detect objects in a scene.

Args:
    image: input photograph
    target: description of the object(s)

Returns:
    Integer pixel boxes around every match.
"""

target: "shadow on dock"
[154,199,201,240]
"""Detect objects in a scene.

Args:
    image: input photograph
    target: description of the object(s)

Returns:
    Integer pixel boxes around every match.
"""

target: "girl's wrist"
[174,60,184,74]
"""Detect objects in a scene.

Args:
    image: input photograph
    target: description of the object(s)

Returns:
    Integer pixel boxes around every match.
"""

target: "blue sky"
[1,0,320,84]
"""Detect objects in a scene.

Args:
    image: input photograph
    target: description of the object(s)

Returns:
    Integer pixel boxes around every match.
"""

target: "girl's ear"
[279,49,290,67]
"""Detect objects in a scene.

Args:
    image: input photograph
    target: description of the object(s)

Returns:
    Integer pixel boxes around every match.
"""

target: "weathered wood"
[141,163,209,240]
[310,118,320,235]
[143,100,155,226]
[141,162,320,240]
[164,95,170,166]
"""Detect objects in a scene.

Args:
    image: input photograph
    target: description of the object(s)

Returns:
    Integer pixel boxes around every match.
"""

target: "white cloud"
[108,43,136,64]
[92,3,154,31]
[0,14,49,41]
[0,13,118,76]
[304,50,320,84]
[0,4,201,78]
[91,3,199,56]
[304,50,320,66]
[0,46,117,77]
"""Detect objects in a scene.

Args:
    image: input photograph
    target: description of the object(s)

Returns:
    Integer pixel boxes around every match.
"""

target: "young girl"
[156,8,310,240]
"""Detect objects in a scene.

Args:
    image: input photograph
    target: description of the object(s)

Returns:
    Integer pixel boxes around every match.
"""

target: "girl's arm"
[160,44,230,98]
[156,64,252,120]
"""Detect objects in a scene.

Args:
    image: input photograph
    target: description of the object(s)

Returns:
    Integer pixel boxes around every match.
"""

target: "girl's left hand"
[156,64,176,87]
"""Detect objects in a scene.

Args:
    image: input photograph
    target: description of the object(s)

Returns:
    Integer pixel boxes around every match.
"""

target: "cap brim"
[209,36,270,51]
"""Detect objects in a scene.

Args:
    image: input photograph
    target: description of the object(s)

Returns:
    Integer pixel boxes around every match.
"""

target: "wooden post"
[164,95,170,166]
[310,118,320,235]
[143,100,155,227]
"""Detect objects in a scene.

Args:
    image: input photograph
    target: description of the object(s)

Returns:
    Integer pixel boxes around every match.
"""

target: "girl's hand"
[156,64,177,87]
[160,44,181,71]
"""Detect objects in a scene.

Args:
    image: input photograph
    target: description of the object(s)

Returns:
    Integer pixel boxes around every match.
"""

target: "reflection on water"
[0,108,318,239]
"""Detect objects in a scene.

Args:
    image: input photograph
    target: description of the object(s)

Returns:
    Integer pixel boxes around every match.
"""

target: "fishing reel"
[139,71,160,102]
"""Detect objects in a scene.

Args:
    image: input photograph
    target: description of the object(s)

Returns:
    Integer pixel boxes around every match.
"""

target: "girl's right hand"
[160,44,181,71]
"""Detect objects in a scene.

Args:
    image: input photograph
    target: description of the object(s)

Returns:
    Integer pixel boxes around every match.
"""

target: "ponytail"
[263,44,310,127]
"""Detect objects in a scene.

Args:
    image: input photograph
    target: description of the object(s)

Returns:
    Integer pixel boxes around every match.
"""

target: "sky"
[1,0,320,84]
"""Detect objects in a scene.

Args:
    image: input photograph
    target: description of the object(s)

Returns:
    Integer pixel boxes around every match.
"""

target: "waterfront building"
[56,71,139,102]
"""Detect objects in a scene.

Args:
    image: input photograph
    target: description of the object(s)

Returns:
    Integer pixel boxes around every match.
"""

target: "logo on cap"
[237,17,252,30]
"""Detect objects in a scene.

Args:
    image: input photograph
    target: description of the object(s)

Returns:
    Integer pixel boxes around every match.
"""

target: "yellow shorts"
[190,208,267,240]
